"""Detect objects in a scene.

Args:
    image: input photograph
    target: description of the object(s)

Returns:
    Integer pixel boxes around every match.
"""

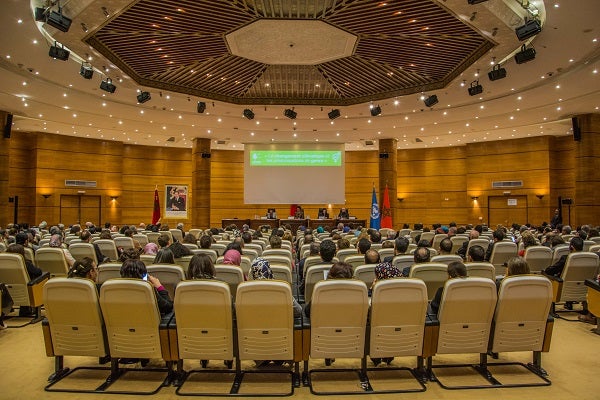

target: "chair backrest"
[114,237,134,250]
[174,280,233,360]
[583,240,595,252]
[191,248,218,263]
[161,230,174,242]
[133,234,148,246]
[431,234,448,251]
[242,248,258,261]
[410,230,423,241]
[97,263,123,284]
[345,254,366,270]
[590,244,600,253]
[489,241,518,275]
[244,243,263,256]
[304,264,332,303]
[430,254,463,266]
[170,229,184,243]
[214,264,244,298]
[465,262,495,280]
[370,279,428,358]
[235,281,294,361]
[0,253,32,306]
[492,275,552,353]
[466,238,490,255]
[100,279,164,359]
[43,278,107,357]
[68,242,98,265]
[310,280,369,359]
[262,248,293,261]
[420,231,434,244]
[557,252,600,302]
[94,239,119,261]
[210,243,227,256]
[147,264,185,299]
[175,255,194,271]
[437,277,497,354]
[183,243,199,251]
[450,236,467,254]
[35,247,70,278]
[262,254,292,270]
[188,229,203,239]
[38,238,50,247]
[392,255,414,271]
[24,247,35,263]
[336,248,358,262]
[524,245,553,273]
[269,265,293,284]
[140,254,156,266]
[353,264,376,287]
[551,244,570,265]
[377,248,394,260]
[304,255,325,273]
[409,263,448,300]
[146,232,161,244]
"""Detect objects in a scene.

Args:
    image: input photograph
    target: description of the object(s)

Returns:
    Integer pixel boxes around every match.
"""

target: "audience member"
[120,259,172,316]
[186,253,216,280]
[429,261,467,316]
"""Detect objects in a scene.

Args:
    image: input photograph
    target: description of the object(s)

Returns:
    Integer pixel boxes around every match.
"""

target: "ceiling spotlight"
[328,109,341,120]
[243,109,254,120]
[34,7,47,21]
[515,44,536,64]
[197,101,206,113]
[80,62,93,79]
[370,105,382,116]
[468,80,483,96]
[48,41,69,61]
[515,19,541,41]
[423,95,438,108]
[284,108,297,119]
[100,78,116,93]
[488,64,507,81]
[137,91,151,103]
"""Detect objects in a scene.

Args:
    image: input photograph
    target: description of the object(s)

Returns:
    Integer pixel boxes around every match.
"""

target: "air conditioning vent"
[364,140,375,146]
[492,180,523,188]
[216,140,227,145]
[65,180,97,188]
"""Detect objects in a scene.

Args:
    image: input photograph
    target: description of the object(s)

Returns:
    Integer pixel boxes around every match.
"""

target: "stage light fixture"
[488,64,507,81]
[100,78,116,93]
[48,42,69,61]
[515,44,536,64]
[423,95,438,108]
[137,91,151,103]
[370,105,382,116]
[468,80,483,96]
[284,108,297,119]
[328,109,341,120]
[197,101,206,113]
[46,9,72,32]
[467,0,490,4]
[34,7,47,21]
[80,62,93,79]
[515,19,541,41]
[243,109,254,120]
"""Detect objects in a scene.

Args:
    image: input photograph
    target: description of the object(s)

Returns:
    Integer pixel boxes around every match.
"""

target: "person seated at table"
[318,208,329,219]
[266,208,277,219]
[337,208,349,219]
[294,206,304,219]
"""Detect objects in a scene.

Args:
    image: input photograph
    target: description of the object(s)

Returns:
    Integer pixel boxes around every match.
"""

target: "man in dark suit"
[544,236,584,277]
[337,208,349,219]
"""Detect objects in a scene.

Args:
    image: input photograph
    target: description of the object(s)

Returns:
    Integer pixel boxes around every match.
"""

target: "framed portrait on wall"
[165,185,188,218]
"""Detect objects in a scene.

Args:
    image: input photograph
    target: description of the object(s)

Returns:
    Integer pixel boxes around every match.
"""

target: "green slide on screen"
[250,150,342,166]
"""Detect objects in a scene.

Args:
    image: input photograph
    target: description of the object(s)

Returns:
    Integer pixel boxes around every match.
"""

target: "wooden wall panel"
[7,131,37,225]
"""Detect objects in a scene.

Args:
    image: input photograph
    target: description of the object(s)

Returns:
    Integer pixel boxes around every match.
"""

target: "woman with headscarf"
[143,242,159,256]
[222,249,241,266]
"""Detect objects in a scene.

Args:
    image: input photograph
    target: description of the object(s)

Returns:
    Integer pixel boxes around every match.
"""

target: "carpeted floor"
[0,310,597,400]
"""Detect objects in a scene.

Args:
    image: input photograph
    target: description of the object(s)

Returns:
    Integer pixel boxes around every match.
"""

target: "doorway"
[60,195,101,226]
[488,195,528,228]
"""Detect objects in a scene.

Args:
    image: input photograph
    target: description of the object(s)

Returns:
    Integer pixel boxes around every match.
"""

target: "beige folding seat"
[97,263,123,284]
[281,240,292,250]
[114,236,134,250]
[308,280,369,394]
[370,243,383,251]
[336,248,358,262]
[489,241,517,276]
[173,280,235,395]
[345,254,366,270]
[430,254,462,265]
[420,231,435,244]
[551,244,570,265]
[466,238,490,254]
[175,255,194,271]
[561,234,575,242]
[217,239,232,246]
[392,255,414,271]
[147,264,185,299]
[583,240,595,252]
[263,248,293,261]
[590,244,600,253]
[99,279,172,394]
[409,230,423,241]
[429,277,497,389]
[247,265,292,284]
[133,234,148,246]
[377,247,394,260]
[524,245,553,273]
[210,243,227,256]
[35,247,70,277]
[450,236,467,254]
[262,254,292,270]
[68,242,98,265]
[589,236,600,245]
[183,243,198,251]
[161,230,174,242]
[94,239,119,262]
[303,264,331,304]
[486,275,553,387]
[546,252,599,315]
[191,248,218,263]
[0,253,49,325]
[214,265,244,298]
[170,229,183,243]
[465,262,495,280]
[303,255,325,273]
[23,246,35,263]
[431,234,448,251]
[235,281,296,395]
[187,229,203,239]
[409,263,448,300]
[244,242,263,256]
[43,278,109,392]
[64,235,79,245]
[140,254,156,266]
[242,248,258,261]
[146,232,161,244]
[38,238,50,247]
[353,264,376,287]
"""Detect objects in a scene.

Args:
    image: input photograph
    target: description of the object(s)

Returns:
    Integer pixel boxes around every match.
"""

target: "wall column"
[192,138,211,228]
[378,138,398,229]
[574,113,600,226]
[0,111,9,226]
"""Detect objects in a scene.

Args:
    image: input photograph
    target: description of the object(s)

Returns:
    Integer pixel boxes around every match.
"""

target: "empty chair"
[96,263,123,284]
[94,239,119,262]
[170,229,183,243]
[114,237,134,251]
[336,248,358,262]
[35,247,70,278]
[431,254,462,266]
[68,243,98,265]
[214,265,244,299]
[147,264,186,300]
[465,262,495,281]
[524,246,553,273]
[551,244,570,265]
[489,241,518,276]
[546,252,599,314]
[43,278,109,392]
[344,254,366,270]
[191,248,218,263]
[409,263,448,301]
[353,264,376,287]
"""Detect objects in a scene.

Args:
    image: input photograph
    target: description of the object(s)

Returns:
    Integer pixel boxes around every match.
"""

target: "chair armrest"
[42,319,55,357]
[28,271,51,286]
[28,272,50,307]
[542,272,563,283]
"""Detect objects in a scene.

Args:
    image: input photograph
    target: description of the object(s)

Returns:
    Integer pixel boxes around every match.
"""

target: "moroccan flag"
[151,187,161,225]
[381,184,392,229]
[370,186,381,230]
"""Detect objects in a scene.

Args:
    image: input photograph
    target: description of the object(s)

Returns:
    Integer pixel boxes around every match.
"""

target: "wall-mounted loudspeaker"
[201,152,211,159]
[572,117,581,141]
[3,113,13,138]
